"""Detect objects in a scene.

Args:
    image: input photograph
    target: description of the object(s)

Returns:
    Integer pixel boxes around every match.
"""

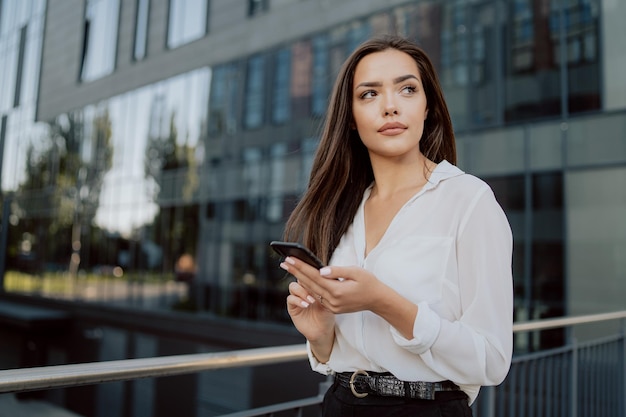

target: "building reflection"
[0,0,618,358]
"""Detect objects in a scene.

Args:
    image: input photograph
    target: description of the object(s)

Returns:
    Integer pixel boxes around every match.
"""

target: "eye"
[401,85,417,94]
[359,90,377,99]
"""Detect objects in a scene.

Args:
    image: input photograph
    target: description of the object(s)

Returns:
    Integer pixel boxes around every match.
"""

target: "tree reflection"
[9,111,113,279]
[144,108,198,280]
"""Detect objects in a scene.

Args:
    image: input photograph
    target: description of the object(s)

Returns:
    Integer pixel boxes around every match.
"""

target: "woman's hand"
[287,261,383,314]
[283,257,336,363]
[285,258,418,340]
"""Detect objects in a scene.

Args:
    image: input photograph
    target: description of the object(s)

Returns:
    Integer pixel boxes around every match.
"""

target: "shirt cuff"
[390,301,441,354]
[306,340,334,375]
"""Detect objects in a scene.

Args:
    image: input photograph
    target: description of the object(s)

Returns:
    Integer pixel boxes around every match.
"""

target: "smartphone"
[270,241,325,269]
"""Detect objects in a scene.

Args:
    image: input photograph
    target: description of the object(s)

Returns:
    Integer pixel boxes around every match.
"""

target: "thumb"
[319,265,350,281]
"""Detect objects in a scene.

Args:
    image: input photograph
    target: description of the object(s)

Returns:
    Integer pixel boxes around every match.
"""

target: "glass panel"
[248,0,268,17]
[531,172,564,349]
[0,34,18,113]
[290,40,311,118]
[208,63,240,137]
[244,55,265,129]
[271,48,291,124]
[0,0,17,36]
[567,167,626,318]
[505,0,561,122]
[81,0,121,82]
[133,0,150,60]
[346,21,370,53]
[559,0,601,114]
[267,143,286,222]
[311,34,329,117]
[167,0,207,49]
[20,18,43,105]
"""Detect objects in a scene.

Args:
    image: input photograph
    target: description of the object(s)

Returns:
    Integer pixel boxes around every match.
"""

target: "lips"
[378,122,407,135]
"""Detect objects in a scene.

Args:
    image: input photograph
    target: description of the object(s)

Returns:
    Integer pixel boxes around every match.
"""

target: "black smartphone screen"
[270,241,325,269]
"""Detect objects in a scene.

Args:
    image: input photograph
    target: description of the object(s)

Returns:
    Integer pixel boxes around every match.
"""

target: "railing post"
[571,337,578,417]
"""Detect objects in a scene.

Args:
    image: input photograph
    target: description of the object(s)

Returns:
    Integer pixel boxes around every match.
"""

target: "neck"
[369,152,435,200]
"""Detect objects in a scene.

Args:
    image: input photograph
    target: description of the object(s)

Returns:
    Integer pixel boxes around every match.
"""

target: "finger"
[286,294,312,309]
[282,257,326,294]
[288,281,317,305]
[319,266,349,281]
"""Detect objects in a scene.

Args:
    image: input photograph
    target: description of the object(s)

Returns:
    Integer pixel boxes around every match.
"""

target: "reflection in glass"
[209,63,240,136]
[290,41,312,118]
[167,0,208,49]
[311,35,329,116]
[81,0,120,82]
[244,55,266,129]
[133,0,150,60]
[272,48,291,124]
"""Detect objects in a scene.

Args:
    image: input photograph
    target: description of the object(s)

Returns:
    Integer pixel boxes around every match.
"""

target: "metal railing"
[1,311,625,417]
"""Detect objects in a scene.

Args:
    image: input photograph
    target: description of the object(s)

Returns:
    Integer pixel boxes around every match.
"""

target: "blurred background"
[0,0,625,416]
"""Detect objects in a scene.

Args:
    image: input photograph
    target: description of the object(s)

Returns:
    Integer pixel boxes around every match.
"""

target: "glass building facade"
[1,0,625,356]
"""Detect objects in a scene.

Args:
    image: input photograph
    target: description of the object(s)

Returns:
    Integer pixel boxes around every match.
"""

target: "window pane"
[168,0,208,49]
[505,0,561,122]
[133,0,150,60]
[290,41,311,118]
[208,63,240,136]
[272,48,291,124]
[561,0,601,114]
[244,55,265,129]
[311,35,329,117]
[81,0,120,82]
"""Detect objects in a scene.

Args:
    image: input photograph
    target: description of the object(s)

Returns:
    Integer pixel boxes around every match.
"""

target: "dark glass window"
[208,63,240,136]
[439,1,496,129]
[505,0,561,121]
[248,0,268,17]
[555,0,601,114]
[505,0,600,121]
[272,48,291,124]
[80,0,120,82]
[167,0,208,49]
[290,41,312,118]
[244,55,266,129]
[346,22,371,53]
[133,0,150,60]
[311,35,329,117]
[531,172,565,348]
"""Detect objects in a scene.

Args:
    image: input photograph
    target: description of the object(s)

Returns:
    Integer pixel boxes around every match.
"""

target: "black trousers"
[322,379,473,417]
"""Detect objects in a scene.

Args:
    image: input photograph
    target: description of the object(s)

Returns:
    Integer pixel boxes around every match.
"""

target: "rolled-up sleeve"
[397,187,513,386]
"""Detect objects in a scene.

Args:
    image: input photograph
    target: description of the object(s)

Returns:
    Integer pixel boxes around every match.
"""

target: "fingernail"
[300,301,309,308]
[320,267,331,276]
[280,262,289,271]
[285,257,296,265]
[307,295,316,304]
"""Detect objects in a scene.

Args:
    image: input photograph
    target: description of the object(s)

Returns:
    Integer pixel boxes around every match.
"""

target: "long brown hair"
[283,35,456,263]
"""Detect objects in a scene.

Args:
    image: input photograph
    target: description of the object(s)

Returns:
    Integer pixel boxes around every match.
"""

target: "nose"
[383,96,399,116]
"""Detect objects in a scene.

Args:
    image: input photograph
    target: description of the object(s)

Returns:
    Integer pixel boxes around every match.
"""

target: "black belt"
[335,370,460,400]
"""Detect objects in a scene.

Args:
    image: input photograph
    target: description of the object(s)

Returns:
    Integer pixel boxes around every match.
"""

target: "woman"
[280,35,512,416]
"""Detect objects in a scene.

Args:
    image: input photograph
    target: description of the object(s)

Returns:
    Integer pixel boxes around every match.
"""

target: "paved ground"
[0,394,83,417]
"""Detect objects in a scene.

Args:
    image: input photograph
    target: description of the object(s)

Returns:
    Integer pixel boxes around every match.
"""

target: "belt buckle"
[349,370,369,398]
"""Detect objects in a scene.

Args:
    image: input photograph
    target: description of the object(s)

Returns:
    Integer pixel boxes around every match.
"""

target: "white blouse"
[307,161,513,404]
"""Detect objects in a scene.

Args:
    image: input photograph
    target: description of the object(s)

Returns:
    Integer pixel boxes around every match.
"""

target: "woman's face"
[352,49,428,161]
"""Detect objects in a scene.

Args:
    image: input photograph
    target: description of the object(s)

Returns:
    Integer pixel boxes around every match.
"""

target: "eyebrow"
[355,74,419,89]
